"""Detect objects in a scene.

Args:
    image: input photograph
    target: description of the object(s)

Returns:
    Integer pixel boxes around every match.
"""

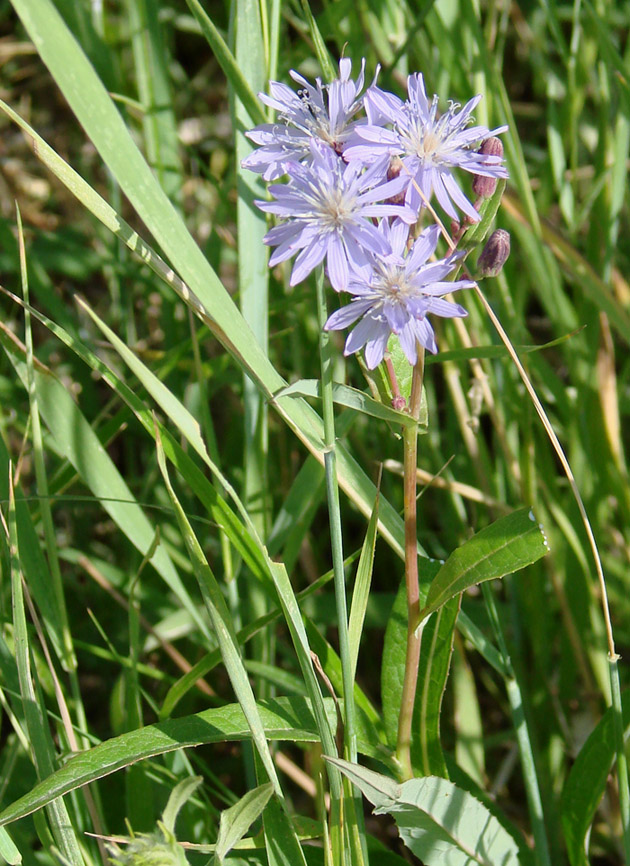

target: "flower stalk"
[396,347,425,780]
[315,266,357,765]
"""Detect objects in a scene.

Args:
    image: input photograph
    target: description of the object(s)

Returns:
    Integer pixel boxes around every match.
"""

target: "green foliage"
[419,507,551,622]
[328,758,524,865]
[0,0,628,863]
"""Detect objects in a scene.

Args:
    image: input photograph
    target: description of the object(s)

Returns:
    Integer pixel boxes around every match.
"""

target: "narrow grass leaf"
[214,784,273,864]
[0,697,353,826]
[419,508,550,622]
[266,563,340,782]
[297,0,334,80]
[183,0,265,126]
[161,777,203,834]
[154,430,282,796]
[456,611,510,678]
[327,759,521,866]
[259,794,308,866]
[348,491,379,679]
[234,0,269,544]
[0,331,209,642]
[7,478,84,866]
[126,0,183,202]
[17,207,73,672]
[0,825,21,863]
[305,618,384,735]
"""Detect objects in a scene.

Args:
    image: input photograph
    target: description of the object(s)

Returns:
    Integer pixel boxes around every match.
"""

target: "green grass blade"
[183,0,266,125]
[348,492,379,680]
[233,0,272,722]
[234,0,269,538]
[7,477,85,866]
[0,330,208,643]
[215,783,274,863]
[125,0,183,202]
[0,827,21,864]
[154,428,282,797]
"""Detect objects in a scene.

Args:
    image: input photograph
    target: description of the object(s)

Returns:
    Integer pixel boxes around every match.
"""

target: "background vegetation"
[0,0,629,863]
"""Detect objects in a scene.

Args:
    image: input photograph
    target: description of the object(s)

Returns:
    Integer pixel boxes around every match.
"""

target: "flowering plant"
[243,59,507,366]
[242,58,510,829]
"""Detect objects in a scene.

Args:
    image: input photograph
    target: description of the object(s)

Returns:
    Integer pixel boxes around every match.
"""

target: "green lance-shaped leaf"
[214,784,274,864]
[161,777,203,835]
[0,827,21,865]
[0,697,339,827]
[276,380,419,430]
[381,565,440,749]
[419,507,550,622]
[413,596,461,778]
[561,694,630,866]
[326,758,522,866]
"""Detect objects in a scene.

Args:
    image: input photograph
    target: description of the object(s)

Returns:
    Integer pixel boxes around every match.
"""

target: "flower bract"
[325,221,475,367]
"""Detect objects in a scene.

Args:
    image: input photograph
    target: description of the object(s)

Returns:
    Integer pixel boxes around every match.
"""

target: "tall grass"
[0,0,628,864]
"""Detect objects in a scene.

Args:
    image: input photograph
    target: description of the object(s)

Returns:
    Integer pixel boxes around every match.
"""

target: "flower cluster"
[242,59,507,368]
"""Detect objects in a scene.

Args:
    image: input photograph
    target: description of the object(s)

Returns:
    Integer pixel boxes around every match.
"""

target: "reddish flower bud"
[385,156,406,206]
[477,229,511,277]
[472,137,504,199]
[387,155,404,181]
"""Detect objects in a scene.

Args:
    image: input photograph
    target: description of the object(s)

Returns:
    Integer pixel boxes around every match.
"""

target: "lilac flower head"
[344,73,508,222]
[254,141,415,291]
[325,220,475,368]
[241,58,372,181]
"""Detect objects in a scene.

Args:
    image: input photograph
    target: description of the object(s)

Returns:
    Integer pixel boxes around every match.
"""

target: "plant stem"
[610,655,630,865]
[396,350,425,780]
[315,270,356,758]
[316,269,365,866]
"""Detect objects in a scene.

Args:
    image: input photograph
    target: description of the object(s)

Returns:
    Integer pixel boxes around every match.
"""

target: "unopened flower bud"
[387,155,403,181]
[472,138,504,199]
[385,156,407,206]
[477,229,510,277]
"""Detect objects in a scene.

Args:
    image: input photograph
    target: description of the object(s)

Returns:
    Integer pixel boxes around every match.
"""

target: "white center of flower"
[402,122,444,165]
[373,264,415,301]
[313,185,357,230]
